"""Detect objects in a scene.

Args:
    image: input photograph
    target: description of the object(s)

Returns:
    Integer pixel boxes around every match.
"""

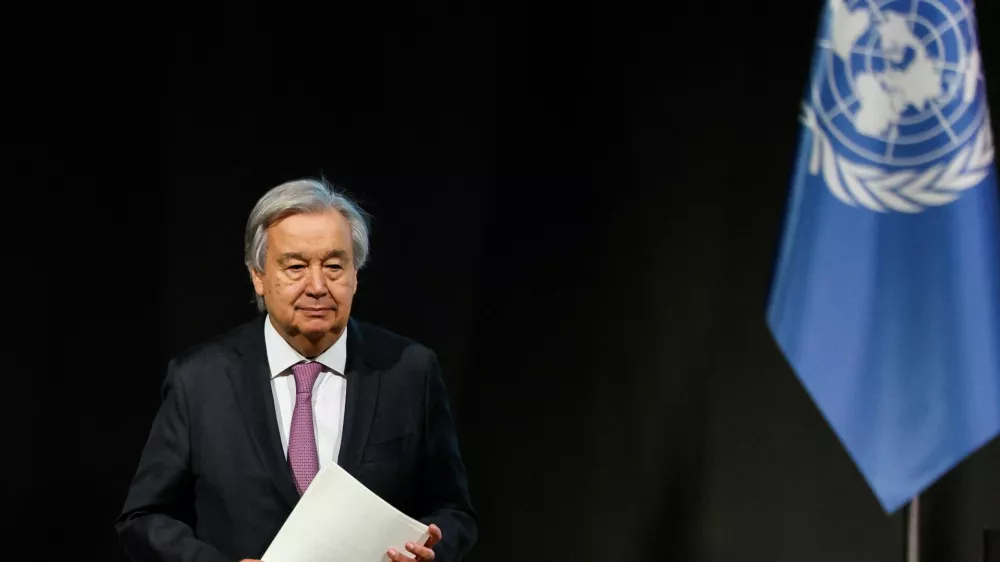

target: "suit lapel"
[229,316,300,509]
[338,318,380,477]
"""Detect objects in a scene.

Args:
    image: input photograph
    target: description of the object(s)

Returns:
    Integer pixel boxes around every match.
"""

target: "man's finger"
[386,548,414,562]
[424,524,443,548]
[405,541,435,561]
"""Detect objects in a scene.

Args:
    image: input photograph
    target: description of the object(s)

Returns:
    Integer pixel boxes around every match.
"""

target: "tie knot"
[291,361,323,394]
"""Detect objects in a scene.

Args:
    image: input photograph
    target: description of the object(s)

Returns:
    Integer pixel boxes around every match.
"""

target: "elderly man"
[117,179,477,562]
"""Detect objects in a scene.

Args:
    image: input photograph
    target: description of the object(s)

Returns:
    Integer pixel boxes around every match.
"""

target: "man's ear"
[250,267,265,297]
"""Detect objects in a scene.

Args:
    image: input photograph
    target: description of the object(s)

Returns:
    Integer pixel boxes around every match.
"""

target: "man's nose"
[304,266,328,296]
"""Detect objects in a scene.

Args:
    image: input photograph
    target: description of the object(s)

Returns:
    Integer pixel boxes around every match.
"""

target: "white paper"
[262,463,430,562]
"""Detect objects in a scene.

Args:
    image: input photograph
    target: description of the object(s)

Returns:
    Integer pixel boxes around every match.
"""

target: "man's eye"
[326,264,343,270]
[288,265,305,270]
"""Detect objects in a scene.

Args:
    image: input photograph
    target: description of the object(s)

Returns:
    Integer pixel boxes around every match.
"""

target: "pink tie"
[288,361,322,495]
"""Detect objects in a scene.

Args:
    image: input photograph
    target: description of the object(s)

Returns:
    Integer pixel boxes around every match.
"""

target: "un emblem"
[804,0,994,213]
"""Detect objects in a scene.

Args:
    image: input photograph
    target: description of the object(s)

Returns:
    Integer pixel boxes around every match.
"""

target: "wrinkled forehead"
[266,210,354,258]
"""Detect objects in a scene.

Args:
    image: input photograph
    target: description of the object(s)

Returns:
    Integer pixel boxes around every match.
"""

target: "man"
[117,178,478,562]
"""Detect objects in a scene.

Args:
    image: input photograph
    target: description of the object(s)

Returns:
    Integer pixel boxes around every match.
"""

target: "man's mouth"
[300,307,333,314]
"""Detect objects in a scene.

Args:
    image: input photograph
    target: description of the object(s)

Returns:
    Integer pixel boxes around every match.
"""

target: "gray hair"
[245,178,371,311]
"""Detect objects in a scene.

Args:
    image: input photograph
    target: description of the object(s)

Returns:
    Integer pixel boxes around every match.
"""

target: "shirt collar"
[263,314,348,378]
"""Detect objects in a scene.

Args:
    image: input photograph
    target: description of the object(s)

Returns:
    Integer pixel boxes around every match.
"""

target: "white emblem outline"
[804,0,994,213]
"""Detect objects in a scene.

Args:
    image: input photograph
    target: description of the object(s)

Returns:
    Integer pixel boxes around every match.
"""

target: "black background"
[5,0,1000,560]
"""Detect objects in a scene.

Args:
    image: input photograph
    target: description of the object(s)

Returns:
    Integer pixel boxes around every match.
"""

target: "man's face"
[251,210,358,342]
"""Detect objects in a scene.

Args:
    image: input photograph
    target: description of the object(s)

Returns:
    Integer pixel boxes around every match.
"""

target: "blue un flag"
[767,0,1000,512]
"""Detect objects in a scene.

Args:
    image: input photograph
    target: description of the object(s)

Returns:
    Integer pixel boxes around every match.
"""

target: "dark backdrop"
[5,0,1000,560]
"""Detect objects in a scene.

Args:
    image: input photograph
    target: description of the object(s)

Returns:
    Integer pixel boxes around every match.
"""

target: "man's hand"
[387,523,442,562]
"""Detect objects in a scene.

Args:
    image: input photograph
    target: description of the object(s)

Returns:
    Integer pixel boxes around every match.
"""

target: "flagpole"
[906,495,920,562]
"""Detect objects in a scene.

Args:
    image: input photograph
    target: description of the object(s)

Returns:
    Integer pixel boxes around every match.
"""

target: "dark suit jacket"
[117,316,477,562]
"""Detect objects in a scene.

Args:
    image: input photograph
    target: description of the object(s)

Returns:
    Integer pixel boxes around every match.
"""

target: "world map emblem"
[804,0,994,213]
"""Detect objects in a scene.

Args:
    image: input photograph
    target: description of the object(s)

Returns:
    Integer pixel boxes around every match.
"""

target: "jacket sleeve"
[116,360,230,562]
[417,352,479,562]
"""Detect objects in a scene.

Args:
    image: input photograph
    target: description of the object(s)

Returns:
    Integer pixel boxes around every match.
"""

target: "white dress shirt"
[264,315,348,469]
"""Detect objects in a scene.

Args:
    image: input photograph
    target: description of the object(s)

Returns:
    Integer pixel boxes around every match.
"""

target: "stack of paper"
[262,463,430,562]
